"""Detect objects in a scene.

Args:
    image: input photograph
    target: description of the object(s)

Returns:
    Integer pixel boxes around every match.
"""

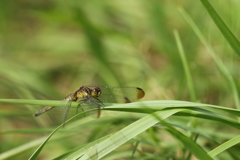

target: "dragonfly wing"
[89,98,103,118]
[60,100,73,126]
[60,92,78,125]
[78,98,103,118]
[95,86,145,103]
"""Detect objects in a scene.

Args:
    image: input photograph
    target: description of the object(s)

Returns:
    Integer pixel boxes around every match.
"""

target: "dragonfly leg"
[90,98,104,118]
[75,103,87,117]
[76,99,88,115]
[94,98,105,108]
[76,104,80,114]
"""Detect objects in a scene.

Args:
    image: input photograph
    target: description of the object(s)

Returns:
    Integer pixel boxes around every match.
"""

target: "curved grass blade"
[1,99,240,118]
[176,112,240,130]
[28,108,98,160]
[208,135,240,158]
[161,119,213,160]
[0,115,100,160]
[179,8,240,109]
[105,100,240,118]
[74,109,184,160]
[0,136,49,160]
[200,0,240,56]
[1,99,239,159]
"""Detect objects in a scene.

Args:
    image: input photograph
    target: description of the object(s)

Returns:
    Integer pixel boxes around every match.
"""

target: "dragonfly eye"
[92,87,101,97]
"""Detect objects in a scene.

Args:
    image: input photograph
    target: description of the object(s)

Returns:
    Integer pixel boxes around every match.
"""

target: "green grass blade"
[106,100,240,118]
[174,30,196,101]
[130,140,140,160]
[0,137,48,160]
[167,126,213,160]
[58,134,112,160]
[179,8,240,110]
[0,116,98,160]
[159,118,213,160]
[0,99,62,107]
[176,112,240,130]
[208,135,240,158]
[1,99,240,118]
[68,109,183,160]
[200,0,240,56]
[28,109,95,160]
[1,99,240,159]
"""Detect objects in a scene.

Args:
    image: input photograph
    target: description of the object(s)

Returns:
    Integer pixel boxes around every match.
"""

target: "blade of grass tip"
[174,30,196,102]
[200,0,240,56]
[179,8,240,110]
[152,113,213,160]
[28,108,96,160]
[208,135,240,158]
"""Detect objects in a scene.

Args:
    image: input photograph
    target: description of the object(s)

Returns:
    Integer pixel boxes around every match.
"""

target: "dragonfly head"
[92,87,101,97]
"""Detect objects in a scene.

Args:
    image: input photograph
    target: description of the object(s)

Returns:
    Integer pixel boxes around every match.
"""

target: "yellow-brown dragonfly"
[34,86,145,123]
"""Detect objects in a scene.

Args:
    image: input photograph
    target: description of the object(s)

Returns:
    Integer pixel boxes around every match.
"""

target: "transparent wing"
[88,98,103,118]
[60,93,75,125]
[87,86,145,103]
[76,98,103,118]
[60,100,73,126]
[33,93,75,117]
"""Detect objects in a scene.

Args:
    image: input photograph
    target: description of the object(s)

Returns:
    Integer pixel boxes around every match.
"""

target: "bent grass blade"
[28,108,98,160]
[69,109,183,160]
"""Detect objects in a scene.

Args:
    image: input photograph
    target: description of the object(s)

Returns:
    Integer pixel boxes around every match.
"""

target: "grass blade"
[68,109,183,160]
[200,0,240,56]
[208,135,240,158]
[28,109,95,160]
[179,8,240,110]
[174,30,196,101]
[159,118,213,160]
[0,137,48,160]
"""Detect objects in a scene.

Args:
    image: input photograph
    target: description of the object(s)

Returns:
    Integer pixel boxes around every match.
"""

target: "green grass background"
[0,0,240,159]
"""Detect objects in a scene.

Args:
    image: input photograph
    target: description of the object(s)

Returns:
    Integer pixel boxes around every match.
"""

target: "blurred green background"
[0,0,240,159]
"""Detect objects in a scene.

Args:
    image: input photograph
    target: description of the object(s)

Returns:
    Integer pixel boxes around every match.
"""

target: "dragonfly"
[33,85,145,123]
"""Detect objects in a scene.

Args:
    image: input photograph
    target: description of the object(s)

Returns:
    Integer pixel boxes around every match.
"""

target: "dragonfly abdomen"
[33,106,55,117]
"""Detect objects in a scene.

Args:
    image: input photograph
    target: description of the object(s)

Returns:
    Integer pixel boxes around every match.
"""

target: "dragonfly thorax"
[75,86,102,99]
